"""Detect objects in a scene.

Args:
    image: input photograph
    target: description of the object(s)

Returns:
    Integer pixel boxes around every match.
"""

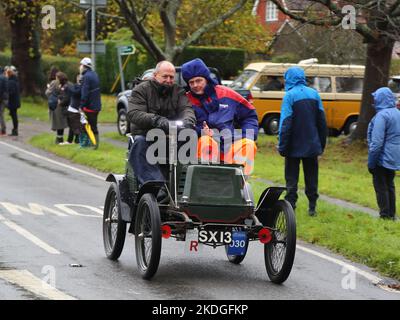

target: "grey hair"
[154,60,174,74]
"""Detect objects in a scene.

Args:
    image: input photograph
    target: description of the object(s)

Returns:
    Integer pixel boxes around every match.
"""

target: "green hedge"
[96,40,156,93]
[176,46,245,79]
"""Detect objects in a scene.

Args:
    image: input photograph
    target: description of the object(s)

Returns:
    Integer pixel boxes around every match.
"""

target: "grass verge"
[19,94,117,124]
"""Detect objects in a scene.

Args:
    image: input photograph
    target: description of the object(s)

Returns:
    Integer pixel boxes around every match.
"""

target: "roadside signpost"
[117,45,136,92]
[77,0,108,70]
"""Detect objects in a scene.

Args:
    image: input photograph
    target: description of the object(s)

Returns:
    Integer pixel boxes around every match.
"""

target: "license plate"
[227,231,247,256]
[198,229,232,244]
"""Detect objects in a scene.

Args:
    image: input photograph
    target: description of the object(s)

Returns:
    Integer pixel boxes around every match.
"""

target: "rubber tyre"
[103,183,127,260]
[344,118,357,135]
[225,238,249,264]
[117,109,130,136]
[262,115,280,135]
[135,193,162,280]
[264,200,296,284]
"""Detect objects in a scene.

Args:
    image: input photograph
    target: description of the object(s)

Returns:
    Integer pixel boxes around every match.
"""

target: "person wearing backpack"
[46,68,69,144]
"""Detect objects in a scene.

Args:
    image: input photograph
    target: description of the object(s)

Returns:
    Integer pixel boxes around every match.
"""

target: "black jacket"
[0,74,8,102]
[68,83,82,111]
[7,75,20,110]
[127,80,196,136]
[80,69,101,111]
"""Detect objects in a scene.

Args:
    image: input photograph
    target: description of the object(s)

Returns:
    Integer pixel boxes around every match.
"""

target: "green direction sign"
[119,45,136,56]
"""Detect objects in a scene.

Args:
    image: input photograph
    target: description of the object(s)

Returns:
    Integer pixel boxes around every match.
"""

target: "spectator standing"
[367,87,400,220]
[79,57,101,149]
[0,66,8,136]
[46,67,64,144]
[5,66,20,136]
[64,74,82,144]
[278,66,327,216]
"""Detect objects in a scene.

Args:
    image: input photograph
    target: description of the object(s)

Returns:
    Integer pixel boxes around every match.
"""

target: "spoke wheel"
[135,193,162,280]
[264,200,296,284]
[103,183,127,260]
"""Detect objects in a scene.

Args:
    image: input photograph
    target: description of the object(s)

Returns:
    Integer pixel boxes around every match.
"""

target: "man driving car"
[127,61,196,187]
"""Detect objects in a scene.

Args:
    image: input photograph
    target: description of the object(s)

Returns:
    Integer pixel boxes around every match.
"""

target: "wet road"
[0,140,399,300]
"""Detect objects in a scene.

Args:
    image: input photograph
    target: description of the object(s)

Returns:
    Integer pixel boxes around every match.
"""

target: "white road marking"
[0,269,76,300]
[0,202,68,216]
[54,204,103,217]
[0,141,105,180]
[297,244,382,283]
[0,214,60,254]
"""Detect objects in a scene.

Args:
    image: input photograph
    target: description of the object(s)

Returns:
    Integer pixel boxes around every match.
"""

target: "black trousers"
[85,111,99,135]
[9,108,18,131]
[284,156,319,210]
[372,166,396,218]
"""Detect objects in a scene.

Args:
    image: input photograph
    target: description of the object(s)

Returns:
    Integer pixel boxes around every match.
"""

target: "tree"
[1,0,46,96]
[114,0,260,62]
[269,0,400,141]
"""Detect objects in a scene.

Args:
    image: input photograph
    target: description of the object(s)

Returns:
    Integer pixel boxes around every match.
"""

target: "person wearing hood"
[79,57,101,149]
[278,66,327,216]
[127,60,196,189]
[181,58,258,176]
[367,87,400,220]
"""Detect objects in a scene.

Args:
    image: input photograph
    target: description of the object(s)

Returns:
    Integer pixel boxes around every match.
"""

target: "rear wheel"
[103,183,127,260]
[262,115,280,135]
[135,193,162,280]
[117,109,130,136]
[264,200,296,284]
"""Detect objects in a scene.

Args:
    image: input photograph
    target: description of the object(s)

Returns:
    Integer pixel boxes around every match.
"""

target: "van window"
[254,75,284,91]
[336,77,363,93]
[307,77,332,92]
[231,70,258,90]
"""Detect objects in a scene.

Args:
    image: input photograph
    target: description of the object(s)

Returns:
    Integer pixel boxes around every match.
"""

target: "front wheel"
[134,193,162,280]
[264,200,296,284]
[103,183,127,260]
[225,240,249,264]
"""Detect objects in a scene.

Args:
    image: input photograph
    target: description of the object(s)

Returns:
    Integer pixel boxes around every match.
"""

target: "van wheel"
[262,115,280,135]
[344,118,358,135]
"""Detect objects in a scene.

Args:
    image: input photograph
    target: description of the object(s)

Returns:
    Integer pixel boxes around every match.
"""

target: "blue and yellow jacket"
[187,85,259,141]
[278,67,327,158]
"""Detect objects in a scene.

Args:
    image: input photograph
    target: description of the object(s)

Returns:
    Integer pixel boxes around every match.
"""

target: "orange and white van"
[230,61,365,136]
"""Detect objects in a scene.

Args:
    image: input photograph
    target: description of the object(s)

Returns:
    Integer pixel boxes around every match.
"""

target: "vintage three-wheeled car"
[103,122,296,283]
